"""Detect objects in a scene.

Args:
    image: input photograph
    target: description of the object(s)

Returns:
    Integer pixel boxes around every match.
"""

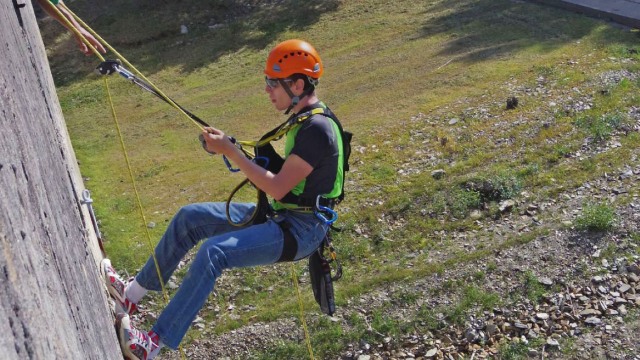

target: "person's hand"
[201,127,235,156]
[74,28,106,56]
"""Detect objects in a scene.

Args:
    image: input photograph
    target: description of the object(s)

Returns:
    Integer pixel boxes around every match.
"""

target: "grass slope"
[41,0,640,357]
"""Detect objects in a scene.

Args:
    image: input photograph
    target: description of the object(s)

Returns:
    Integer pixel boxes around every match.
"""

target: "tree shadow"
[415,0,637,65]
[41,0,341,86]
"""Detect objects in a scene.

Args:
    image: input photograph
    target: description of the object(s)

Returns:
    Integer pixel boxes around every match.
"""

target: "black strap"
[279,193,337,208]
[276,220,298,263]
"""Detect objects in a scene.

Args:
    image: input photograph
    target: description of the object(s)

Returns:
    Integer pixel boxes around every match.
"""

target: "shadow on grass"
[41,0,640,86]
[42,0,340,85]
[417,0,638,64]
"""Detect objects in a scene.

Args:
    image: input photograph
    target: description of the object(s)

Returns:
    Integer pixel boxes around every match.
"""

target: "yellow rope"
[291,263,315,360]
[102,77,170,301]
[104,76,188,360]
[49,5,317,359]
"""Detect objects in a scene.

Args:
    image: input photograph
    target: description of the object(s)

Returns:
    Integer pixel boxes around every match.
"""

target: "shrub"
[574,203,616,231]
[575,112,628,142]
[463,170,522,203]
[449,188,481,218]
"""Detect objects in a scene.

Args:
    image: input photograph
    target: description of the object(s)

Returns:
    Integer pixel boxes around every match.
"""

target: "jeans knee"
[193,243,226,280]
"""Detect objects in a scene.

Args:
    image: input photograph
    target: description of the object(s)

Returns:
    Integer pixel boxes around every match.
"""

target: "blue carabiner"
[253,156,270,169]
[314,196,338,225]
[223,155,240,172]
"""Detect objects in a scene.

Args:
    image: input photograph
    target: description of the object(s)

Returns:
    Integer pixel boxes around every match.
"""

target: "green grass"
[39,0,640,357]
[521,271,548,303]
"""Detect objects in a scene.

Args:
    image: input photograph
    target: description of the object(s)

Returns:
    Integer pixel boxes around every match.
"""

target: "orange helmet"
[264,39,323,79]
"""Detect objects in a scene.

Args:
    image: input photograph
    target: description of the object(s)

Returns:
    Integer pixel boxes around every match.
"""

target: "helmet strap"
[280,78,310,115]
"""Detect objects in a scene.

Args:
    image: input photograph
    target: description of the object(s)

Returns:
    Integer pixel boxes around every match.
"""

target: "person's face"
[264,77,298,111]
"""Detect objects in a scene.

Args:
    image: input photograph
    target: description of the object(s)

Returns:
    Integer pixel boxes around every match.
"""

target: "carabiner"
[223,155,240,172]
[314,195,338,225]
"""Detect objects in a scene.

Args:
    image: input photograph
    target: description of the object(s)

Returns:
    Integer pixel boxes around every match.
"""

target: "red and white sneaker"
[115,313,158,360]
[102,258,137,315]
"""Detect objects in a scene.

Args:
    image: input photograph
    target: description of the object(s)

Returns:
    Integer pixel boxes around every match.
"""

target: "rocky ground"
[153,65,640,360]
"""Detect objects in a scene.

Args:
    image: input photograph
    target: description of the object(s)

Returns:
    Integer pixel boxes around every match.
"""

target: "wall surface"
[0,1,121,358]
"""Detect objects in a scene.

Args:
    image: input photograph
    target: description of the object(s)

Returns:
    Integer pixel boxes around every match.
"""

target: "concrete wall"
[0,1,121,358]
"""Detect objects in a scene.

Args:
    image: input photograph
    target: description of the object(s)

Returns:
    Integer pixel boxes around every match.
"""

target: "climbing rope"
[291,263,315,360]
[48,3,318,359]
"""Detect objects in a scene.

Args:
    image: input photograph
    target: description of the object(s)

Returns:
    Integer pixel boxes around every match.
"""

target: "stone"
[539,277,554,286]
[499,200,516,213]
[470,210,483,220]
[619,284,631,293]
[585,317,602,325]
[547,338,560,347]
[514,322,528,330]
[485,323,498,336]
[431,169,446,179]
[425,348,438,358]
[618,305,628,316]
[536,313,550,320]
[580,309,601,316]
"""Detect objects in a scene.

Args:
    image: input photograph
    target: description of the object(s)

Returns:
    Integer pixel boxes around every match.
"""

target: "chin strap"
[279,78,314,115]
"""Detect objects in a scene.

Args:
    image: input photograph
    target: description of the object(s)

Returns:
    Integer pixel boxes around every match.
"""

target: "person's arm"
[201,127,312,200]
[36,0,106,56]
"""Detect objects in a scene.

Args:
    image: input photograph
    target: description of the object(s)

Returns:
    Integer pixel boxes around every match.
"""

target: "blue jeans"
[134,202,328,349]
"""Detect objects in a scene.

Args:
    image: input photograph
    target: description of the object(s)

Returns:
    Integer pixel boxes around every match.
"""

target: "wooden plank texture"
[0,1,121,359]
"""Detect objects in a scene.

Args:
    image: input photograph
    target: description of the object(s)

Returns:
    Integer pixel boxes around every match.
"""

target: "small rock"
[619,284,631,293]
[486,323,498,336]
[580,309,601,316]
[529,349,540,357]
[539,277,554,286]
[514,322,528,330]
[585,317,602,325]
[499,200,516,213]
[536,313,550,320]
[431,169,446,179]
[470,210,483,220]
[547,338,560,347]
[425,348,438,358]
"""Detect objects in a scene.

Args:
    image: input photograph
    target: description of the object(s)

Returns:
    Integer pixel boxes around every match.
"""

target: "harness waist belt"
[279,194,337,209]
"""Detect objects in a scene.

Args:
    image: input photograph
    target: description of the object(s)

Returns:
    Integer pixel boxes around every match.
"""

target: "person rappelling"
[100,39,350,360]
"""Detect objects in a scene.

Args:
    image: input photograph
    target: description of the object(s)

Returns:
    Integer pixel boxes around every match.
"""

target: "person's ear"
[294,78,305,93]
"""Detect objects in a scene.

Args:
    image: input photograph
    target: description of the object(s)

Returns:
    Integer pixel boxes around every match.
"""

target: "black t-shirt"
[286,114,340,200]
